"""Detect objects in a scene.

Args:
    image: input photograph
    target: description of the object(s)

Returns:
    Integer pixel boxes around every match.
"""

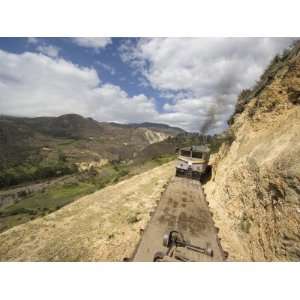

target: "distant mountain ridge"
[0,114,185,138]
[127,122,185,135]
[0,114,183,170]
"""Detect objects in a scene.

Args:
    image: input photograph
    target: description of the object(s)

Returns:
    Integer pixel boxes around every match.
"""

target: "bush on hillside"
[0,161,77,189]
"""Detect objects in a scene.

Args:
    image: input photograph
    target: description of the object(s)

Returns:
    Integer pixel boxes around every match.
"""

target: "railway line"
[133,176,226,261]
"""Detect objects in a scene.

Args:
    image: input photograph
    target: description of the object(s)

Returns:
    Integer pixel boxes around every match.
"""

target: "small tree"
[58,150,67,162]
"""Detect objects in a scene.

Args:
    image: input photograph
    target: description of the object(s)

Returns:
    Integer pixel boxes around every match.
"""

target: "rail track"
[133,176,226,261]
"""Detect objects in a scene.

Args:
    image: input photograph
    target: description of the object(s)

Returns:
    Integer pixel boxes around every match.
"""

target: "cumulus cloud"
[27,38,61,58]
[0,49,157,124]
[36,45,60,58]
[72,37,112,50]
[119,37,295,133]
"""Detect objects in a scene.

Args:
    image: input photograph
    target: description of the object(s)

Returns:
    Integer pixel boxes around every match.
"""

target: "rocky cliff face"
[204,41,300,261]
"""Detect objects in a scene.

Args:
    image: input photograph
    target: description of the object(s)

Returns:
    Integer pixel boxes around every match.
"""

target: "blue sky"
[0,37,295,132]
[0,37,164,107]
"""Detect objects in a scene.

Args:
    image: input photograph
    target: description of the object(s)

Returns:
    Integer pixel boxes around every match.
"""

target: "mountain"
[127,122,185,136]
[0,114,184,188]
[204,41,300,261]
[0,114,184,166]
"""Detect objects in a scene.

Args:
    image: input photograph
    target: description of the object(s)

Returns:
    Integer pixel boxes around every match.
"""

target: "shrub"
[0,161,77,188]
[58,150,67,162]
[240,213,251,233]
[127,213,141,224]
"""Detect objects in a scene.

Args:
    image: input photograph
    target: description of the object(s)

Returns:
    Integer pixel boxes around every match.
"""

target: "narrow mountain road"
[133,177,226,261]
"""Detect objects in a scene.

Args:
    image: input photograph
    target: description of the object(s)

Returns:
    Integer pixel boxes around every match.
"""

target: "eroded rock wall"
[205,42,300,261]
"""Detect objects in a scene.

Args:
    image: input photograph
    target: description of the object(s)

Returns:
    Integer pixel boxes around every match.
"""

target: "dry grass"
[0,161,175,261]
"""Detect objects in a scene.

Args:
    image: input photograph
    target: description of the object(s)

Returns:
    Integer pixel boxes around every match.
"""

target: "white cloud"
[120,37,295,133]
[126,38,293,94]
[36,45,60,58]
[27,38,61,58]
[0,50,156,124]
[72,37,112,50]
[90,84,157,123]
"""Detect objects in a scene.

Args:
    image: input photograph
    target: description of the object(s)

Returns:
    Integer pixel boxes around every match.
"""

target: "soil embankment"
[0,162,174,261]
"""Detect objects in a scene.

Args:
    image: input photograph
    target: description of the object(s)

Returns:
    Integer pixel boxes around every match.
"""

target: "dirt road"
[133,177,226,261]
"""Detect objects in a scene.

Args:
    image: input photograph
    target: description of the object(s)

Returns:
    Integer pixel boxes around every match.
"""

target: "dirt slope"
[204,42,300,261]
[0,162,175,261]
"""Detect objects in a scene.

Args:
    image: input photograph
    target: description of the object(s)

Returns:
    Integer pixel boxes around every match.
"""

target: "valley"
[0,115,186,233]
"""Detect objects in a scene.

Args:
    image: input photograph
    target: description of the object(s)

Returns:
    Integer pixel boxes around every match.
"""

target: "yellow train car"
[176,145,210,179]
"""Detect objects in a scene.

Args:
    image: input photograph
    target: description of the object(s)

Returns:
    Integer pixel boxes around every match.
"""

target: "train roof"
[180,145,210,153]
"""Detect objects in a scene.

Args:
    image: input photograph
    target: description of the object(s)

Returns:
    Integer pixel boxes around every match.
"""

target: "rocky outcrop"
[143,128,170,144]
[205,41,300,261]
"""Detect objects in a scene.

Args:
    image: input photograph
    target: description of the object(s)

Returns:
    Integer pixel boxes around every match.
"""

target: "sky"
[0,37,295,133]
